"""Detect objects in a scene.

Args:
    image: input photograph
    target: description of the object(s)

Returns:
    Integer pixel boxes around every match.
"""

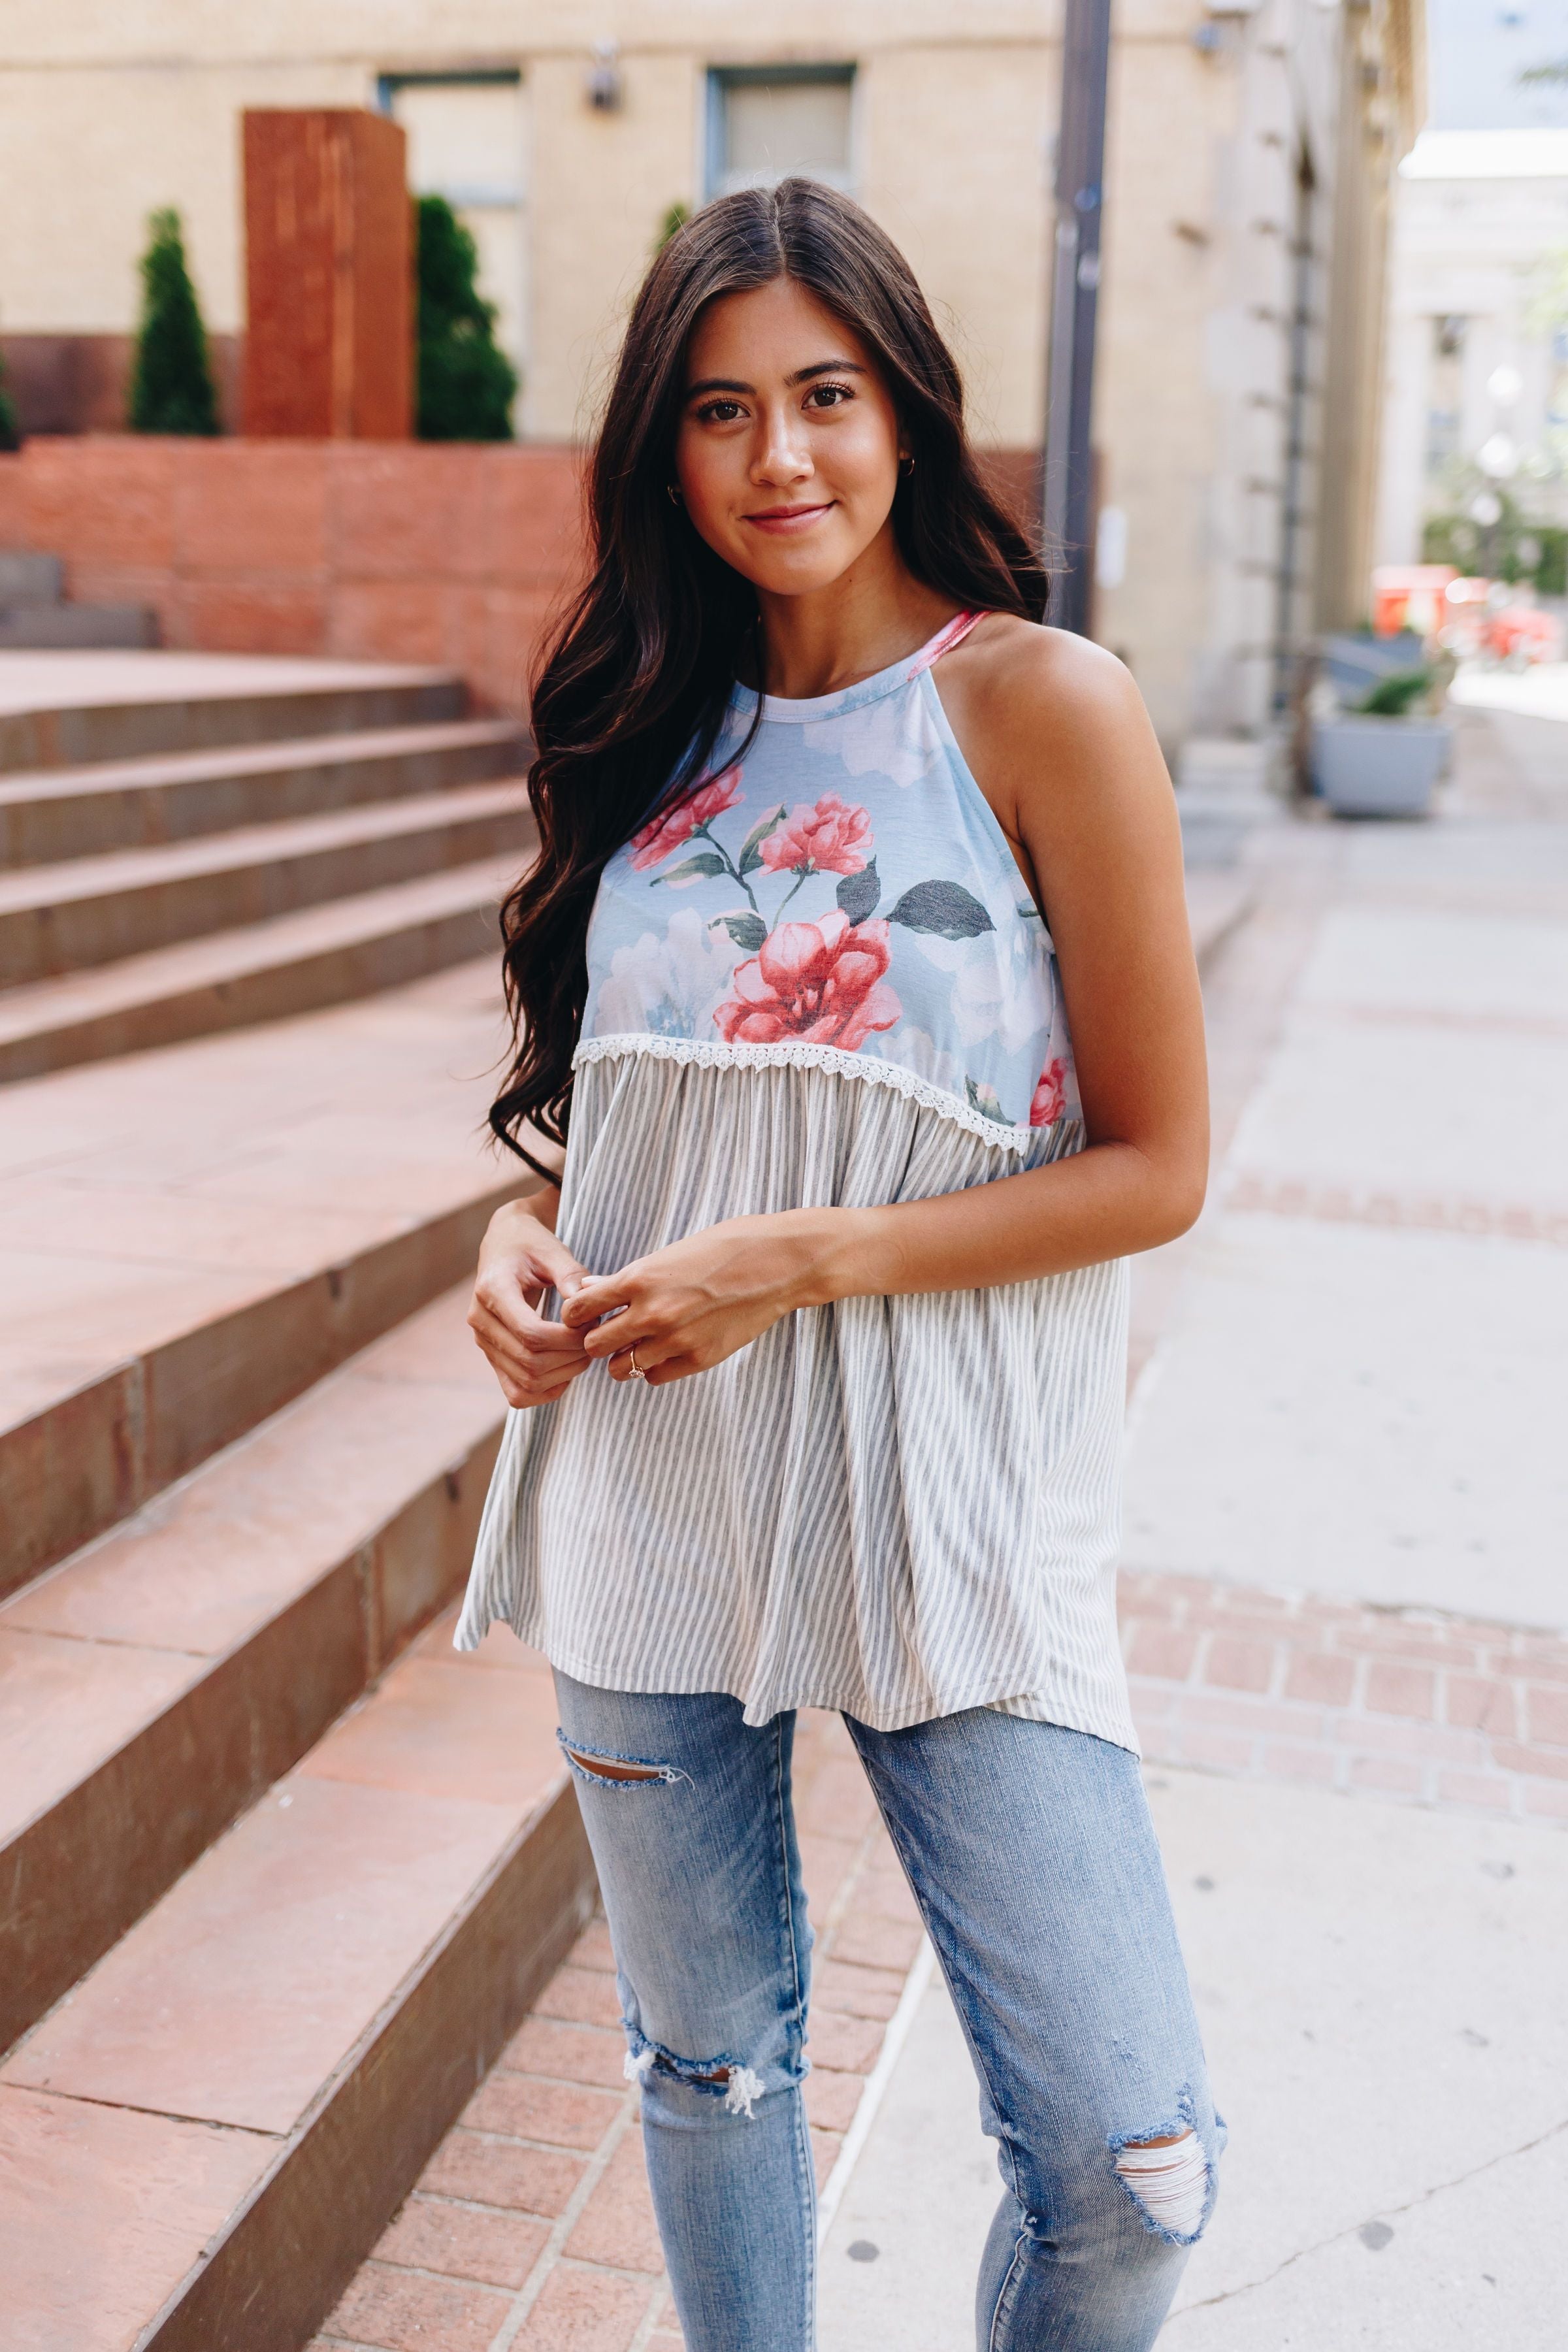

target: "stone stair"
[0,551,155,652]
[0,661,531,1076]
[0,654,595,2351]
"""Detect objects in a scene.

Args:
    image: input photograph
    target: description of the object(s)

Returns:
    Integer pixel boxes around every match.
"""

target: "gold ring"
[628,1346,646,1381]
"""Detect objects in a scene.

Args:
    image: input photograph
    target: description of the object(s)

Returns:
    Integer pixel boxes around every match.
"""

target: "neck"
[752,530,957,700]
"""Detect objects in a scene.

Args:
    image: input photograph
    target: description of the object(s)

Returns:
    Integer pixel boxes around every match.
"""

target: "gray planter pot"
[1320,632,1426,700]
[1311,715,1451,818]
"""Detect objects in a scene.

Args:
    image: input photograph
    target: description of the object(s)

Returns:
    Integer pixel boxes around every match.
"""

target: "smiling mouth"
[743,502,835,530]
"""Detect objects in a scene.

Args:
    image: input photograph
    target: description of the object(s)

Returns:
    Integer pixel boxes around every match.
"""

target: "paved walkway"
[819,1774,1568,2350]
[312,679,1567,2351]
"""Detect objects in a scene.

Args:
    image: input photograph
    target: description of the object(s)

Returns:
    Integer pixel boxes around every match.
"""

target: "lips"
[743,502,835,529]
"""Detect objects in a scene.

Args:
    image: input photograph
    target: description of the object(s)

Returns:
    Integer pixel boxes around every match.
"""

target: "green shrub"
[657,201,693,252]
[0,349,20,451]
[1356,668,1431,718]
[415,195,517,442]
[1422,504,1568,594]
[1535,528,1567,597]
[129,208,220,436]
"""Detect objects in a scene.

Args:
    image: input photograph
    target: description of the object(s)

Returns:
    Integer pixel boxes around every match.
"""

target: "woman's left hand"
[558,1213,826,1385]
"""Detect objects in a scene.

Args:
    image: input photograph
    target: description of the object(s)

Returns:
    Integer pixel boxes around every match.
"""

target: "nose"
[750,400,812,490]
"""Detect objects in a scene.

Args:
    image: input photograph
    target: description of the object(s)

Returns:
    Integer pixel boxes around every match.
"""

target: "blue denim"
[553,1671,1222,2352]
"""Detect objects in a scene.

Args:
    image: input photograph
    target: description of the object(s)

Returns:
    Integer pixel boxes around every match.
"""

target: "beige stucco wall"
[0,0,1418,744]
[1093,24,1236,732]
[0,59,364,336]
[857,43,1054,448]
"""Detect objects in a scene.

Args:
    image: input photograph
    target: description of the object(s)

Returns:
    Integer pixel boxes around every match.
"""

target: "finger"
[527,1228,592,1300]
[470,1304,589,1387]
[499,1368,583,1409]
[643,1352,700,1388]
[478,1328,593,1403]
[476,1272,585,1343]
[604,1325,684,1383]
[469,1308,585,1379]
[561,1274,635,1332]
[580,1298,666,1361]
[590,1312,660,1367]
[471,1291,587,1356]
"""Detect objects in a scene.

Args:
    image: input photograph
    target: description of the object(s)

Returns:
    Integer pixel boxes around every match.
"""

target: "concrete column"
[242,110,412,440]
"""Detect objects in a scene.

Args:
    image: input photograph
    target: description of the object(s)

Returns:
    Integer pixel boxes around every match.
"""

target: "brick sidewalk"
[1121,1570,1568,1823]
[310,1574,1568,2352]
[312,1709,919,2352]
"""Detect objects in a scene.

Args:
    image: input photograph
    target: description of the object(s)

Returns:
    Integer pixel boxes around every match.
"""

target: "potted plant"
[1310,665,1452,819]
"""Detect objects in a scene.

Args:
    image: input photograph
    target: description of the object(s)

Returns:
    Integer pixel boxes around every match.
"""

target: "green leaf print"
[738,806,788,875]
[653,851,728,889]
[836,858,881,924]
[965,1075,1012,1124]
[888,880,995,939]
[716,910,768,952]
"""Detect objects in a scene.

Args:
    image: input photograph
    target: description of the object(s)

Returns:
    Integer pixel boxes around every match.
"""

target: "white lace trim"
[572,1031,1043,1152]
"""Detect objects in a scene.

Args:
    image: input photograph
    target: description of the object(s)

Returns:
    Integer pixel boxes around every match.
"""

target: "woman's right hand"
[468,1194,594,1407]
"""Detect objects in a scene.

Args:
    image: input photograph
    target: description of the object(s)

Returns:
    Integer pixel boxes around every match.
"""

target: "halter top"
[458,613,1136,1751]
[576,609,1081,1139]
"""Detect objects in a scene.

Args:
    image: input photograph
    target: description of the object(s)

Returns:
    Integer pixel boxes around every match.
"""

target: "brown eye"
[806,382,852,409]
[695,398,743,423]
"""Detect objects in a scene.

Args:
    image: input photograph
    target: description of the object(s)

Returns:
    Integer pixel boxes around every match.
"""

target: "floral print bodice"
[578,612,1080,1149]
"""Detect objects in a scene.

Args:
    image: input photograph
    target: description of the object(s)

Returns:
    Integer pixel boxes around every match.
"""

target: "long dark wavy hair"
[490,176,1049,1175]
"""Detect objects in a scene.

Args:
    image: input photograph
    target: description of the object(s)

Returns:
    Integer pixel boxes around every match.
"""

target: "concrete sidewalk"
[820,1771,1568,2349]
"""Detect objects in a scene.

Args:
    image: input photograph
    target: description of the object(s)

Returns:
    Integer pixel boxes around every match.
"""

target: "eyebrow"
[685,359,870,397]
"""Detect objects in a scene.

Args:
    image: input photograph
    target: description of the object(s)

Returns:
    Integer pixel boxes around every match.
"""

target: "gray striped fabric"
[457,1046,1137,1753]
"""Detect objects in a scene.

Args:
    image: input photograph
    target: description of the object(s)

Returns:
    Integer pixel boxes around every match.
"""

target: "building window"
[1424,314,1466,480]
[706,66,855,201]
[379,73,527,399]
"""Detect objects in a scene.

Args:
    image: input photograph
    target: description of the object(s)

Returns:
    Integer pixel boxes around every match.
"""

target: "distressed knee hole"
[1114,2128,1209,2243]
[557,1735,686,1787]
[565,1746,662,1782]
[624,2040,766,2117]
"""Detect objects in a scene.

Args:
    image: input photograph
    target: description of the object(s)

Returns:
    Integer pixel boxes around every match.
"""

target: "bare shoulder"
[949,613,1144,738]
[938,613,1168,838]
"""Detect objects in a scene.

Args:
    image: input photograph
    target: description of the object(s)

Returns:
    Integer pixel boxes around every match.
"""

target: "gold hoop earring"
[900,453,915,477]
[666,483,683,504]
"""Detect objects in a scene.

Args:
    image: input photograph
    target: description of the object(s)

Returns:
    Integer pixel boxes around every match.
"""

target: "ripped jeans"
[554,1671,1223,2352]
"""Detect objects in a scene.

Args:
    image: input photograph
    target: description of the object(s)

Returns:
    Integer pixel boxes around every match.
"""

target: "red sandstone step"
[0,1286,508,2054]
[0,956,529,1592]
[0,661,465,772]
[0,860,520,1083]
[0,1620,593,2352]
[0,717,528,866]
[0,779,533,986]
[0,1168,523,1599]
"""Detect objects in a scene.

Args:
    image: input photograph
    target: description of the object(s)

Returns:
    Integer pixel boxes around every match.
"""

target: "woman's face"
[672,276,906,598]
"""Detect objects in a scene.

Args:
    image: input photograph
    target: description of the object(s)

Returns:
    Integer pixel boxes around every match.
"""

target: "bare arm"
[559,624,1209,1386]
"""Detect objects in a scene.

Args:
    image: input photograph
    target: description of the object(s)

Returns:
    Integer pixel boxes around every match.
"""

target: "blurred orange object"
[1485,604,1560,663]
[1371,564,1458,638]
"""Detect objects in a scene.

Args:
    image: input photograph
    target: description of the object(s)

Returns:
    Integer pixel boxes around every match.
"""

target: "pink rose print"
[630,767,744,870]
[715,909,901,1051]
[1029,1058,1068,1127]
[759,793,872,877]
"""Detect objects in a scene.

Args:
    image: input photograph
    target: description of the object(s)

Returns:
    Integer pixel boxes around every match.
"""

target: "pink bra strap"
[905,609,985,681]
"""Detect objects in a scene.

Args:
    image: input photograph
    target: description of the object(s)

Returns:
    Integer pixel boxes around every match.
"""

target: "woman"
[461,178,1221,2351]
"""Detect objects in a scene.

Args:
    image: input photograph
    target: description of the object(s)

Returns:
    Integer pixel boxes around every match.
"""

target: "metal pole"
[1042,0,1113,637]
